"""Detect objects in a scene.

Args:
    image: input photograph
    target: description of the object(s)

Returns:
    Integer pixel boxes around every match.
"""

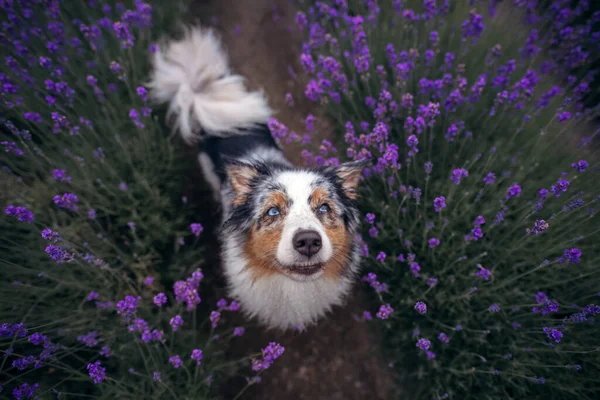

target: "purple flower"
[191,349,203,366]
[109,61,122,75]
[406,134,419,156]
[170,315,183,331]
[295,11,307,30]
[559,248,582,264]
[551,179,570,197]
[87,292,100,301]
[416,338,431,351]
[428,238,440,248]
[53,193,79,211]
[210,311,221,328]
[52,169,71,183]
[506,183,522,199]
[252,342,285,371]
[0,323,28,338]
[450,168,469,185]
[533,298,559,315]
[1,141,24,155]
[128,318,149,333]
[116,295,141,321]
[437,333,450,343]
[475,265,491,281]
[12,356,38,371]
[433,196,447,212]
[12,382,39,399]
[24,112,42,123]
[233,327,245,337]
[528,220,549,235]
[143,276,154,286]
[45,244,70,263]
[489,304,501,312]
[410,261,421,277]
[113,21,134,48]
[376,251,386,262]
[229,301,240,311]
[88,209,97,219]
[285,93,294,107]
[169,355,183,369]
[173,270,203,311]
[28,332,48,346]
[427,277,438,287]
[535,291,548,304]
[86,75,97,86]
[462,11,485,40]
[557,111,571,122]
[424,162,433,175]
[100,346,111,357]
[153,293,167,307]
[481,172,495,185]
[5,205,35,223]
[571,160,588,172]
[41,228,61,242]
[136,86,148,101]
[153,371,161,381]
[543,327,563,343]
[401,93,414,108]
[129,109,144,128]
[190,223,203,237]
[414,301,427,314]
[77,331,99,347]
[377,304,394,319]
[365,213,376,224]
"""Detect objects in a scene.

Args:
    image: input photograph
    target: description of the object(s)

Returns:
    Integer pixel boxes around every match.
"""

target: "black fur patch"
[199,124,284,183]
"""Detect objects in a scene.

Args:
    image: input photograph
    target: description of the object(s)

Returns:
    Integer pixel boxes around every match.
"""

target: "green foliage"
[295,1,600,399]
[0,1,261,398]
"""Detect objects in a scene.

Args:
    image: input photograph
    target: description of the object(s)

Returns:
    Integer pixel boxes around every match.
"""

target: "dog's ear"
[335,159,371,200]
[225,160,259,206]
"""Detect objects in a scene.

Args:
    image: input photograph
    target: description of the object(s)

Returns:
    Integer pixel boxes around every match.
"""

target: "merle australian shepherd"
[148,26,367,330]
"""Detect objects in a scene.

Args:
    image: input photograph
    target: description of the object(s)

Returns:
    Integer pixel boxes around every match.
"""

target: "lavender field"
[1,0,599,399]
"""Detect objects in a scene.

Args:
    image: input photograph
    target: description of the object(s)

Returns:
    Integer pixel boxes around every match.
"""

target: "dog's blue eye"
[267,207,280,217]
[319,204,330,213]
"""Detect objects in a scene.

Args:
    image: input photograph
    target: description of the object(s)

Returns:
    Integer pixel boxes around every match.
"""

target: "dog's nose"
[293,230,322,257]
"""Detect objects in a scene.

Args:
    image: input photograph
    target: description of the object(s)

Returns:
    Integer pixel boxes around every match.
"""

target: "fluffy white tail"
[148,26,271,143]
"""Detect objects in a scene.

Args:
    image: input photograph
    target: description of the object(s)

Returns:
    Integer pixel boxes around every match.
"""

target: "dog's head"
[223,159,368,283]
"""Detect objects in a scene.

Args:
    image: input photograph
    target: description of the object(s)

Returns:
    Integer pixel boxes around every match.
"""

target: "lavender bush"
[0,1,283,398]
[285,1,600,398]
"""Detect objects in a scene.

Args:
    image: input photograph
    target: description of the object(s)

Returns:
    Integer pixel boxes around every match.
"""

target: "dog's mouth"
[286,262,323,276]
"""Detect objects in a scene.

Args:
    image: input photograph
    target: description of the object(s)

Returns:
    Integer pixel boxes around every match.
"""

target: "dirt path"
[189,1,395,399]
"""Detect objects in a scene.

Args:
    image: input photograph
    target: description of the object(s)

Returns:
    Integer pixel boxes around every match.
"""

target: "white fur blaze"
[147,26,272,142]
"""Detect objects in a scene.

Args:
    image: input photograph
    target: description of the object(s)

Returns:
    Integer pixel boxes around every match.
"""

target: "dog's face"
[224,160,366,284]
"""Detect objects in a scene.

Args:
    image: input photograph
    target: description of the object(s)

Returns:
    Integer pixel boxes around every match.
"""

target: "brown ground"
[187,1,397,399]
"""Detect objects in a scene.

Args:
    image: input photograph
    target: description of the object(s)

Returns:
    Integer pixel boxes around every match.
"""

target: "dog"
[148,26,367,330]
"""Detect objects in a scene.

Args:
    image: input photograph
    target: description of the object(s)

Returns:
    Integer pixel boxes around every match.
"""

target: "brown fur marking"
[244,191,289,281]
[322,223,352,280]
[310,187,351,280]
[227,164,257,206]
